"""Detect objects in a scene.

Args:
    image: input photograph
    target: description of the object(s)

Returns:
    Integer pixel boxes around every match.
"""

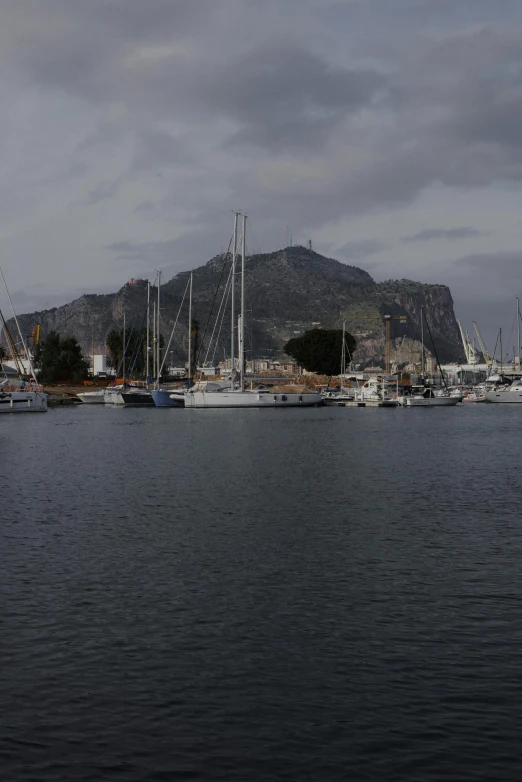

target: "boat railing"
[1,383,46,393]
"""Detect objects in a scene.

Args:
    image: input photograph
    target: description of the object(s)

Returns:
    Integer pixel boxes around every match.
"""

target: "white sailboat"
[398,306,459,407]
[0,268,47,413]
[184,213,322,409]
[152,272,191,407]
[0,378,47,412]
[104,310,154,406]
[322,321,356,404]
[401,387,459,407]
[485,298,522,403]
[77,390,106,404]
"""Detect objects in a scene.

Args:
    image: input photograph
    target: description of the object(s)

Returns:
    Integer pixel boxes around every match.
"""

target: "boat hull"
[103,391,124,405]
[184,391,323,408]
[151,389,184,407]
[485,390,522,403]
[404,396,459,407]
[0,390,47,413]
[120,392,154,406]
[77,392,105,404]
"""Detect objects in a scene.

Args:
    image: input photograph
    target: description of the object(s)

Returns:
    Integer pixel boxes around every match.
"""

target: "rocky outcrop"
[8,246,464,366]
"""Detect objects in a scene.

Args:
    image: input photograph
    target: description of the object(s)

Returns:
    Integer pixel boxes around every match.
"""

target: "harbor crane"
[472,321,492,366]
[346,313,407,374]
[457,319,478,364]
[0,307,24,375]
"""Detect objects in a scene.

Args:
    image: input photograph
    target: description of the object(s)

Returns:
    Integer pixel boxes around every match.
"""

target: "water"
[2,404,522,781]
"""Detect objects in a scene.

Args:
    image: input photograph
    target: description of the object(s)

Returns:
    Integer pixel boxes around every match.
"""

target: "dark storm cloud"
[106,239,181,265]
[3,0,522,343]
[83,179,121,206]
[338,239,389,260]
[132,130,189,171]
[402,227,487,243]
[455,250,522,283]
[445,251,522,343]
[201,43,385,150]
[6,1,522,218]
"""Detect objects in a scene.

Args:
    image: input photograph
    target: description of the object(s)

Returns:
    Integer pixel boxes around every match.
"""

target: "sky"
[1,0,522,348]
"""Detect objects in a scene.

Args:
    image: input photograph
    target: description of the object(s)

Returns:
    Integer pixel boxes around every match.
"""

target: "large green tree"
[284,328,356,376]
[106,327,163,377]
[34,331,89,383]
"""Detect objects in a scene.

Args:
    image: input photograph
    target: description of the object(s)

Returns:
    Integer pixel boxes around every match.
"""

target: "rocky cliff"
[8,246,464,368]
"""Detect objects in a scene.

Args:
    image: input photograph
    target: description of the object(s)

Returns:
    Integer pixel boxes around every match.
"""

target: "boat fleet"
[3,212,522,413]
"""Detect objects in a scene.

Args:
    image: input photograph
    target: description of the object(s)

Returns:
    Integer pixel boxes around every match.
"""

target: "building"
[90,354,116,378]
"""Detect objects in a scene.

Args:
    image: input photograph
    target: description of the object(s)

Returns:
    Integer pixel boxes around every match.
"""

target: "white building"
[90,354,115,377]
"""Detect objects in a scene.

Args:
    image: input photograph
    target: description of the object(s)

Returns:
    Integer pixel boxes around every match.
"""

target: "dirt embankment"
[44,382,105,401]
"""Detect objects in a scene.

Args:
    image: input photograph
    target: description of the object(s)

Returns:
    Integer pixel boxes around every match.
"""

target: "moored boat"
[400,387,459,407]
[0,380,47,413]
[0,268,47,413]
[151,388,185,407]
[462,390,486,403]
[485,379,522,403]
[77,390,106,404]
[186,213,322,409]
[104,384,154,406]
[184,387,322,408]
[353,377,398,407]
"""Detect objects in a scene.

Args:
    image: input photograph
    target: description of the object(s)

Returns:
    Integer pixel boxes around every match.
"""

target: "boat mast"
[0,266,37,381]
[230,212,238,383]
[341,320,346,380]
[0,308,24,376]
[122,311,126,383]
[156,270,161,388]
[240,213,246,391]
[420,305,425,377]
[146,280,150,382]
[500,327,503,374]
[517,296,520,371]
[152,300,156,380]
[187,271,193,384]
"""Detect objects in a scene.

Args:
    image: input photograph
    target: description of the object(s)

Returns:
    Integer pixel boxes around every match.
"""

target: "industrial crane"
[346,313,407,374]
[472,321,492,366]
[457,320,478,364]
[0,308,24,375]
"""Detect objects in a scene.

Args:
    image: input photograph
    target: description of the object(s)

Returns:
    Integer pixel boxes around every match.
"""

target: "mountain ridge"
[7,246,464,367]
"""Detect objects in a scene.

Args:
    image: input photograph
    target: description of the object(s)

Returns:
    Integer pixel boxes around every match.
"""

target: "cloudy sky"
[1,0,522,346]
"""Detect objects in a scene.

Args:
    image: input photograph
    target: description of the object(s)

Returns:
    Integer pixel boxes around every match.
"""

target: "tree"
[106,327,162,378]
[106,329,125,371]
[34,331,89,383]
[284,328,356,376]
[0,345,7,363]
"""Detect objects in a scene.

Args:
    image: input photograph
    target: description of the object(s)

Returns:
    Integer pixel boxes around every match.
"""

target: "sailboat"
[485,298,522,403]
[104,311,154,406]
[184,213,322,409]
[0,268,47,413]
[151,272,191,407]
[398,306,458,407]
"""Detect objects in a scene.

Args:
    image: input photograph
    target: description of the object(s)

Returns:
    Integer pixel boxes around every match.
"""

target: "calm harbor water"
[2,404,522,781]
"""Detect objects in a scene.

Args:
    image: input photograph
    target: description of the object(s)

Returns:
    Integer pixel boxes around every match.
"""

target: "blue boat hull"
[151,389,184,407]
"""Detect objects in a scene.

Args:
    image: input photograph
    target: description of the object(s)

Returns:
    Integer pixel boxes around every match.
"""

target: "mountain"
[9,246,464,368]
